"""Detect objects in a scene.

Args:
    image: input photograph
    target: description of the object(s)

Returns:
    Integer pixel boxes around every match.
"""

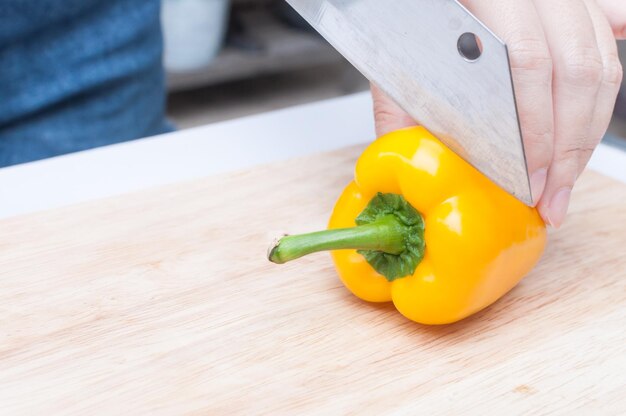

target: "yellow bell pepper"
[269,126,546,324]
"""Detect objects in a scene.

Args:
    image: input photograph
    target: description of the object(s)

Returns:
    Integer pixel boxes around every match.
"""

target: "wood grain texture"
[1,146,625,415]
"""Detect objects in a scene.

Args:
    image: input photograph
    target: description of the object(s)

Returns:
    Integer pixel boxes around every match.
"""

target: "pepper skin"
[270,126,546,325]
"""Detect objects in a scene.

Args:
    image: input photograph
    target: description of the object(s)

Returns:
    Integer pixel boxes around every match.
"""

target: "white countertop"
[1,92,625,219]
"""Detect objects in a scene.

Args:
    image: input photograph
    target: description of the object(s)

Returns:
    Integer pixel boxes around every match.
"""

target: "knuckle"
[523,128,553,154]
[553,143,594,166]
[602,54,624,87]
[372,104,415,136]
[576,146,594,161]
[373,101,398,122]
[372,99,394,122]
[508,39,553,74]
[576,147,595,176]
[561,48,604,86]
[373,107,395,125]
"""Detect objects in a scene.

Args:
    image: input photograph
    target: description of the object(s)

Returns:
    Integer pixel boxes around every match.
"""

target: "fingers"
[372,0,621,231]
[580,0,624,171]
[459,0,554,205]
[370,84,416,137]
[595,0,626,38]
[532,0,604,228]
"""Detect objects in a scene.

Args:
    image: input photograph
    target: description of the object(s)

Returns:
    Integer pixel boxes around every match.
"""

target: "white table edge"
[0,92,624,220]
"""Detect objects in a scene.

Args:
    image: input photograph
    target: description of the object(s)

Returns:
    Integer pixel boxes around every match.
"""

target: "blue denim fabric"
[0,0,173,167]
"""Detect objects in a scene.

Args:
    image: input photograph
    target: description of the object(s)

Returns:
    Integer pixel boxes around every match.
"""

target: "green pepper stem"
[268,215,406,264]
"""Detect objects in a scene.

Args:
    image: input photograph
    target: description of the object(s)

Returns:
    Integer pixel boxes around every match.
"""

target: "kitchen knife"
[285,0,532,205]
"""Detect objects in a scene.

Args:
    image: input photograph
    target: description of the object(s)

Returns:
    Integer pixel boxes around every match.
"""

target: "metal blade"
[286,0,532,205]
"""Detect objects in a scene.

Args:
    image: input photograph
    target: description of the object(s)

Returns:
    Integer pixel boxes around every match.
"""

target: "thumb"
[371,84,417,137]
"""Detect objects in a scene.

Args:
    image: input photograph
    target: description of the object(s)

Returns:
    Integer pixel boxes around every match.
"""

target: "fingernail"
[530,168,548,206]
[546,188,572,229]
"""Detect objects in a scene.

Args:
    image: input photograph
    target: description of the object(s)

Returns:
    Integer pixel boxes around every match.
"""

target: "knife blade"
[286,0,532,205]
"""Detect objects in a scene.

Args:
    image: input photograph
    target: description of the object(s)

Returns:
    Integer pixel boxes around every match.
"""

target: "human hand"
[372,0,625,228]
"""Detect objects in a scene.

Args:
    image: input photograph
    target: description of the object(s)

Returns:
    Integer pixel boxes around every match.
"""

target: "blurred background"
[162,0,626,146]
[163,0,368,129]
[610,41,626,147]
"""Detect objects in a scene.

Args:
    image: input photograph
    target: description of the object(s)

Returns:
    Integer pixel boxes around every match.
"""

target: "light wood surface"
[1,146,625,415]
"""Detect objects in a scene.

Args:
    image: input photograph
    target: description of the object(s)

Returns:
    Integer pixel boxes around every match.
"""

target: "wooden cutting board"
[1,146,625,415]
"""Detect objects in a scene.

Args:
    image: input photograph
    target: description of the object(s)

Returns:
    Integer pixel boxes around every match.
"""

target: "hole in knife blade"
[458,32,483,62]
